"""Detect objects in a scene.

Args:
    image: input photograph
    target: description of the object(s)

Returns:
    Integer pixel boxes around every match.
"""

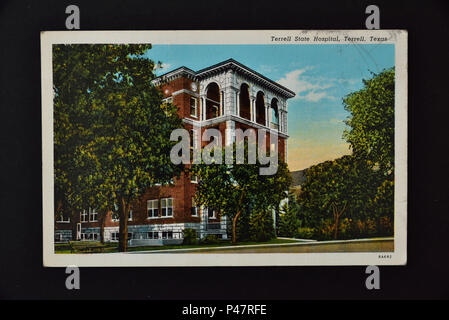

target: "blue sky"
[145,44,395,171]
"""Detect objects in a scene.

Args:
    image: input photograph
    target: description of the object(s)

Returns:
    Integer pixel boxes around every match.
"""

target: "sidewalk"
[127,237,394,254]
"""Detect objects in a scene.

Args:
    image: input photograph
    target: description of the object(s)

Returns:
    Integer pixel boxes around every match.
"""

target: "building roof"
[152,58,296,99]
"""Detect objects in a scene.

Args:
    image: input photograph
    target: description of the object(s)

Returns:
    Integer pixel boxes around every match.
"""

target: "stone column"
[220,91,225,116]
[250,96,256,122]
[279,110,283,133]
[236,90,240,116]
[225,120,235,146]
[201,95,207,121]
[268,104,272,128]
[265,104,269,127]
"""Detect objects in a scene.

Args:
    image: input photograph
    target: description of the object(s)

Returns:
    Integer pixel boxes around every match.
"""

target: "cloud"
[277,68,342,102]
[302,91,327,102]
[259,64,278,74]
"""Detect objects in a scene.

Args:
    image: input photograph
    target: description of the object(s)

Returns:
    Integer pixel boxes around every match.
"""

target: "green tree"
[278,198,301,238]
[53,44,182,251]
[343,68,395,177]
[299,155,382,239]
[191,144,291,244]
[249,209,275,242]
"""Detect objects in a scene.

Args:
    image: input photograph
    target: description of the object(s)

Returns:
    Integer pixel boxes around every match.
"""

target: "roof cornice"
[152,59,296,99]
[196,59,295,99]
[151,66,197,86]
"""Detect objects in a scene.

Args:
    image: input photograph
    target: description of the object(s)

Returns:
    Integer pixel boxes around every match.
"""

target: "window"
[191,197,198,216]
[190,97,198,117]
[207,207,216,219]
[162,231,173,239]
[147,199,159,218]
[111,211,119,222]
[211,105,219,118]
[89,208,98,222]
[81,210,88,222]
[56,214,70,223]
[190,129,197,150]
[147,231,159,239]
[128,210,133,221]
[161,198,173,217]
[88,233,99,241]
[111,232,132,241]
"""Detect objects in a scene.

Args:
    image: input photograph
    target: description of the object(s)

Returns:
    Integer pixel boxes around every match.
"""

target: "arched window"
[271,98,279,130]
[255,91,266,125]
[206,82,220,120]
[239,83,251,120]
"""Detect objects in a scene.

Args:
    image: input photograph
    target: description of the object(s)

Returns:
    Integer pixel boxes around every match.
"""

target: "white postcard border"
[41,30,407,266]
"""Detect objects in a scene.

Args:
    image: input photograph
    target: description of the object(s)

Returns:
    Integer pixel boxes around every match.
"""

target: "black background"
[0,0,448,300]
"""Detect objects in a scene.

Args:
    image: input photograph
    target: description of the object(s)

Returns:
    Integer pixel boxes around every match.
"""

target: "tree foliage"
[343,67,395,176]
[53,44,182,251]
[191,143,291,244]
[249,209,275,242]
[298,155,383,239]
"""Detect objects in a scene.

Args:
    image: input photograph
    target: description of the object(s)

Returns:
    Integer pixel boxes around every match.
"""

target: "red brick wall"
[159,77,199,120]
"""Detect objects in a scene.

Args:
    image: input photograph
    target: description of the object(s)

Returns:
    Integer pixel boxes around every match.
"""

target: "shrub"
[378,216,393,236]
[200,234,221,244]
[249,210,275,242]
[182,228,198,245]
[315,219,335,240]
[295,227,315,239]
[338,217,352,239]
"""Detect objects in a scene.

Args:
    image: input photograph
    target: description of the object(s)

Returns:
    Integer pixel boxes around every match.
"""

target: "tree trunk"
[231,191,246,244]
[334,214,339,240]
[56,200,63,218]
[332,202,347,240]
[118,197,130,252]
[232,210,242,244]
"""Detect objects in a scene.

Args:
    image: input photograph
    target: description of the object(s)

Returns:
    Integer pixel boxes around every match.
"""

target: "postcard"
[41,30,407,266]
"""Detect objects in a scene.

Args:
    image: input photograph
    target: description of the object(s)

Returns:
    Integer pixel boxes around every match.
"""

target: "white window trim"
[111,213,119,222]
[207,207,217,219]
[81,210,88,223]
[191,197,198,216]
[89,208,98,222]
[80,233,99,241]
[147,199,159,219]
[147,231,160,239]
[110,232,133,242]
[162,231,174,239]
[190,129,197,150]
[56,215,71,223]
[161,197,174,218]
[110,232,119,242]
[190,97,198,118]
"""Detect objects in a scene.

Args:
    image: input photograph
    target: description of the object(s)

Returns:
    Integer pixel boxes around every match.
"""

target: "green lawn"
[55,238,300,254]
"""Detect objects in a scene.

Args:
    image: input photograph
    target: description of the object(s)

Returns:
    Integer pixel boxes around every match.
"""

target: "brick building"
[55,59,295,245]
